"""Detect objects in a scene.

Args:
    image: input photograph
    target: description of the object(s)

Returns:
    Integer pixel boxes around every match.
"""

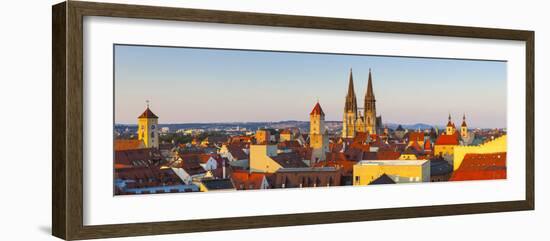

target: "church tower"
[460,113,468,138]
[310,101,329,162]
[445,113,456,135]
[342,69,358,138]
[364,69,377,134]
[137,101,159,149]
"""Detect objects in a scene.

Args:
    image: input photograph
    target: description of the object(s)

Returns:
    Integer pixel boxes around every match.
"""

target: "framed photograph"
[52,1,534,240]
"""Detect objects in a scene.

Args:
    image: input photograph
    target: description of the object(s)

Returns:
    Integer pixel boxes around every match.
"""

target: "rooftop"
[356,160,429,166]
[276,167,337,172]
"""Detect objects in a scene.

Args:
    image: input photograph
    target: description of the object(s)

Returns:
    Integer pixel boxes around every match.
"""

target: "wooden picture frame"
[52,1,534,240]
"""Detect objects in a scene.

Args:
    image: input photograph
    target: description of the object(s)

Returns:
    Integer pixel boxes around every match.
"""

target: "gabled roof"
[231,171,271,189]
[174,153,207,176]
[138,107,158,119]
[226,145,248,160]
[370,174,395,185]
[310,102,325,116]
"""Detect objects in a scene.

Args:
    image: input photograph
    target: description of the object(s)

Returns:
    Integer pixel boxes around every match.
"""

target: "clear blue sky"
[114,45,507,128]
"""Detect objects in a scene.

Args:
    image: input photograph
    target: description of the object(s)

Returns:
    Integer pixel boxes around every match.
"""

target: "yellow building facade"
[353,160,430,185]
[249,144,281,173]
[434,144,456,157]
[453,135,507,170]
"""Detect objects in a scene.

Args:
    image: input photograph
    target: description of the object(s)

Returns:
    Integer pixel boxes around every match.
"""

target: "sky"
[114,44,507,128]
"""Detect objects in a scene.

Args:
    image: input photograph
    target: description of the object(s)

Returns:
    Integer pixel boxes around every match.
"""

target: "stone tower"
[137,101,159,149]
[342,69,358,138]
[310,101,329,162]
[364,69,377,134]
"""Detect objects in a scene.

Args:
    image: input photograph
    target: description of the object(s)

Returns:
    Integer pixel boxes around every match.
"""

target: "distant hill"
[385,123,437,131]
[116,120,440,133]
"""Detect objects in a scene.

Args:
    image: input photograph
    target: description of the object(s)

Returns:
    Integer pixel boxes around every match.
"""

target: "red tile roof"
[314,157,355,175]
[115,166,183,187]
[435,132,459,145]
[408,131,424,143]
[424,139,432,150]
[272,152,308,168]
[377,150,402,160]
[114,148,163,169]
[310,102,325,116]
[114,139,144,151]
[450,152,506,181]
[278,140,302,149]
[138,107,158,119]
[173,153,207,176]
[226,145,249,160]
[231,170,271,189]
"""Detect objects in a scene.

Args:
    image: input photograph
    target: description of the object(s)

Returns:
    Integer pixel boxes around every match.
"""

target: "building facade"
[353,160,430,185]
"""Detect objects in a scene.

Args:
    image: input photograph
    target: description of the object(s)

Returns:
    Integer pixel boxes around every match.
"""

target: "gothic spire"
[347,68,355,97]
[344,68,358,113]
[366,68,375,100]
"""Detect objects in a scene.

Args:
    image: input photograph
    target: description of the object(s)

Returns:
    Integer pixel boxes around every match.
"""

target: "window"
[355,176,360,183]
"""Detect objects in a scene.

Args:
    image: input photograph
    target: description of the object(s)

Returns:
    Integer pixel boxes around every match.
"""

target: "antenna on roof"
[146,100,150,108]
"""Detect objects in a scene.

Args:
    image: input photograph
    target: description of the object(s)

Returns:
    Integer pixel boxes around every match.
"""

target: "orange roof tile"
[114,139,144,151]
[450,152,506,181]
[310,102,325,116]
[435,132,459,146]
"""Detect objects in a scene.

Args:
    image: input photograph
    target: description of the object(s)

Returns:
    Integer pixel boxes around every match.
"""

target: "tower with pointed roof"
[137,101,159,148]
[310,101,329,162]
[364,69,377,134]
[460,114,468,139]
[446,113,456,135]
[342,69,358,138]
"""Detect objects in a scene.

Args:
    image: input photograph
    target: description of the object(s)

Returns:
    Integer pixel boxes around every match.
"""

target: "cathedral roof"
[138,107,159,119]
[310,102,325,116]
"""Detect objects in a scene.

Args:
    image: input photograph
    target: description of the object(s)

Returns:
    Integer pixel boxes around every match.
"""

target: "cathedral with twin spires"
[342,68,383,138]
